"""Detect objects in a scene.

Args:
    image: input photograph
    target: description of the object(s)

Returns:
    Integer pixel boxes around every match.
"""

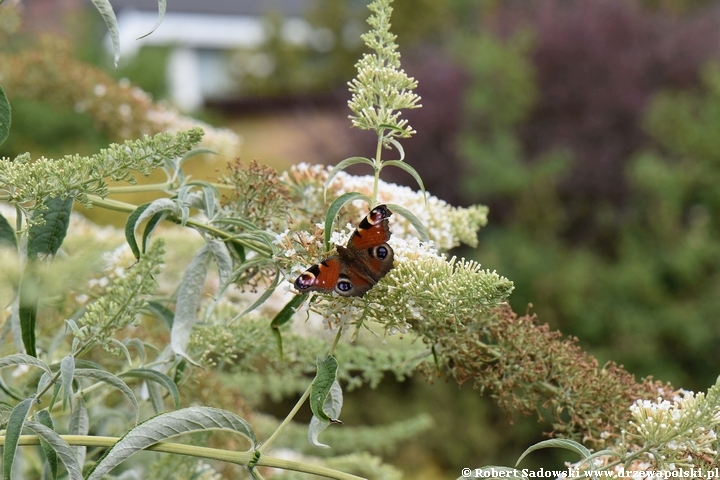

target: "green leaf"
[141,211,166,255]
[34,410,59,480]
[3,397,33,480]
[382,160,427,203]
[310,356,340,423]
[137,198,176,252]
[0,84,10,146]
[386,138,406,161]
[324,192,372,249]
[69,396,89,468]
[172,245,211,365]
[143,300,175,329]
[227,263,279,322]
[60,355,75,411]
[125,202,151,259]
[385,203,429,242]
[269,293,307,362]
[271,294,307,330]
[206,238,233,287]
[73,368,139,423]
[516,438,591,467]
[27,196,74,257]
[324,157,374,200]
[87,407,257,480]
[125,199,176,258]
[123,338,147,365]
[308,380,343,449]
[146,377,165,414]
[136,0,166,39]
[19,276,39,357]
[0,212,16,250]
[91,0,121,68]
[120,368,180,410]
[24,421,84,480]
[0,353,52,376]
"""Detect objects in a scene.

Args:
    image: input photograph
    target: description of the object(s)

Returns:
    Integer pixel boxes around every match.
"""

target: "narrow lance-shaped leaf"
[18,273,40,357]
[24,421,84,480]
[0,84,11,146]
[171,245,211,365]
[120,368,180,410]
[73,368,139,423]
[91,0,121,68]
[0,353,52,376]
[27,196,74,258]
[143,300,174,329]
[69,395,89,468]
[385,202,429,242]
[324,192,372,249]
[60,355,75,411]
[270,293,307,362]
[383,160,427,203]
[323,156,374,201]
[34,410,59,480]
[0,212,17,250]
[3,397,34,480]
[87,407,257,480]
[136,0,166,39]
[125,202,151,259]
[516,439,592,467]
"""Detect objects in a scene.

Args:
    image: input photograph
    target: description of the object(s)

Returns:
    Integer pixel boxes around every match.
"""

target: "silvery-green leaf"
[25,420,83,480]
[0,353,52,376]
[60,355,75,411]
[33,410,58,480]
[86,407,256,480]
[3,397,33,480]
[69,396,89,467]
[91,0,121,68]
[171,246,210,365]
[73,368,138,423]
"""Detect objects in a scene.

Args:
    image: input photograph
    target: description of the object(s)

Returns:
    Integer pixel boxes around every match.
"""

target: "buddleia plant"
[323,0,425,221]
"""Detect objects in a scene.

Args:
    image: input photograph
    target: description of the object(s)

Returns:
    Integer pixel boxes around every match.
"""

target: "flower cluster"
[627,387,720,467]
[0,129,204,211]
[281,163,488,249]
[71,240,165,353]
[347,0,421,141]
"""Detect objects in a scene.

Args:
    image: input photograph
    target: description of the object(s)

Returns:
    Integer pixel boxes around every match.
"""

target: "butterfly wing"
[294,257,342,294]
[294,205,395,298]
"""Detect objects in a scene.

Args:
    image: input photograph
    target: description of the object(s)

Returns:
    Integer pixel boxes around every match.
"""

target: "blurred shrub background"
[4,0,720,476]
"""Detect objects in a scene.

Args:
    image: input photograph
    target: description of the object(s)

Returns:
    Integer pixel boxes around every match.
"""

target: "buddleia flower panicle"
[72,240,165,353]
[626,386,720,467]
[0,128,204,212]
[347,0,421,143]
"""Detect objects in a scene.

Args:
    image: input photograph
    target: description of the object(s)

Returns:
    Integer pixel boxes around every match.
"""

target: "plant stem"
[372,136,383,206]
[1,435,366,480]
[257,384,312,454]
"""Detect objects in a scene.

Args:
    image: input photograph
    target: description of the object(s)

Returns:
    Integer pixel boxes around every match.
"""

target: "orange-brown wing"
[346,205,392,250]
[294,256,342,294]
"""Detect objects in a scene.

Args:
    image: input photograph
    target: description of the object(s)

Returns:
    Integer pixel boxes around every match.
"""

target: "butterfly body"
[294,205,394,297]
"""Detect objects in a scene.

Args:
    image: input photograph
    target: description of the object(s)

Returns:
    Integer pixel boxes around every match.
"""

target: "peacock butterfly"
[294,205,395,297]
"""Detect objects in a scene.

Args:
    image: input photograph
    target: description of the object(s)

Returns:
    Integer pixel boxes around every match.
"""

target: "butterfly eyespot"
[336,280,352,292]
[294,272,316,290]
[374,245,389,259]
